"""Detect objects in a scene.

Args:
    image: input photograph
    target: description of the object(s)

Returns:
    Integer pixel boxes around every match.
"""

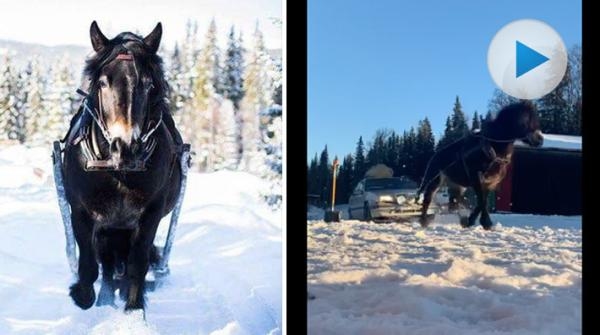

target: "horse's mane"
[83,32,170,114]
[481,100,536,133]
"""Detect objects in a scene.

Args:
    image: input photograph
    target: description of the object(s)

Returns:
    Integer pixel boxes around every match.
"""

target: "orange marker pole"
[331,159,339,211]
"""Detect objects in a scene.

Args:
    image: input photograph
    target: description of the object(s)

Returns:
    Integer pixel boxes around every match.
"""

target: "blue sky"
[308,0,581,161]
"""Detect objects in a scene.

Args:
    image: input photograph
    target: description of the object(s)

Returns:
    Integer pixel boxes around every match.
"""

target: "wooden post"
[331,158,339,211]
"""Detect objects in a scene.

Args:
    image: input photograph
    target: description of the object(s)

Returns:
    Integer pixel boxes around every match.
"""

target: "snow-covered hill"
[308,214,581,334]
[0,145,282,335]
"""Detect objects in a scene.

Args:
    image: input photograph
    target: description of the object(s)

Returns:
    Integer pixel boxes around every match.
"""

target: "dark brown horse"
[62,21,184,313]
[417,102,543,230]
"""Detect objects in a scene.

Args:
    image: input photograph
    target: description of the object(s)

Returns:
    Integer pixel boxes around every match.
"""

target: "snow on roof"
[515,133,581,151]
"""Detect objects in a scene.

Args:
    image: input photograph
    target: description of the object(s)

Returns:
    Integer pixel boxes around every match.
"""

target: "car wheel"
[363,202,372,221]
[348,207,353,220]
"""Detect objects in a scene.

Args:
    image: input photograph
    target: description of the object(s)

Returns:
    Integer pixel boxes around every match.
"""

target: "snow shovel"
[324,158,341,222]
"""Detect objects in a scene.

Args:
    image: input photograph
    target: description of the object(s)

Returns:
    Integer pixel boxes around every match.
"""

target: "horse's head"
[85,21,167,167]
[490,101,543,147]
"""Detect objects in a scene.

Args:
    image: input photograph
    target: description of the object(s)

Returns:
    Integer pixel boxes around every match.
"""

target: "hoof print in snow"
[70,283,96,310]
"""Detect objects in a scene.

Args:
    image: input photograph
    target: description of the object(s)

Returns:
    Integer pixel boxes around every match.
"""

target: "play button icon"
[487,19,567,100]
[516,41,549,78]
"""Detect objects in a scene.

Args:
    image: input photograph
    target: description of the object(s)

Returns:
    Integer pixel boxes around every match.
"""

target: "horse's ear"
[90,21,109,52]
[143,22,162,54]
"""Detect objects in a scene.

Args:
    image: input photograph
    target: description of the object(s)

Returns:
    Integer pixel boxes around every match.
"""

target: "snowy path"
[307,211,581,335]
[0,146,281,335]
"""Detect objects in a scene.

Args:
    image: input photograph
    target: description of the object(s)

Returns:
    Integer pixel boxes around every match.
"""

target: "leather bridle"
[76,47,163,171]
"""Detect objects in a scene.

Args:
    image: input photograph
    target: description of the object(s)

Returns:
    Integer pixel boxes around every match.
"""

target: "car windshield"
[365,178,418,191]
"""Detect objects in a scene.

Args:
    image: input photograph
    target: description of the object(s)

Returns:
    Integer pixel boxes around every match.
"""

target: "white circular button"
[487,19,567,100]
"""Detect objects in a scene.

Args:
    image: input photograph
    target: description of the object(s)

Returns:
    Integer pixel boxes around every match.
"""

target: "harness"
[61,48,166,172]
[417,130,519,197]
[459,131,512,182]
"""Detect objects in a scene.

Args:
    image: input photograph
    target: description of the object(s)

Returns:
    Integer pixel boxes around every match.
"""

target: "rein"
[471,131,526,143]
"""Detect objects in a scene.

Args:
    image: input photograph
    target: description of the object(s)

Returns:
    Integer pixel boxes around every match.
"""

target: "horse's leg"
[462,173,486,228]
[448,186,474,227]
[447,184,467,212]
[96,238,117,307]
[419,175,441,228]
[69,209,98,309]
[479,187,494,230]
[124,203,163,312]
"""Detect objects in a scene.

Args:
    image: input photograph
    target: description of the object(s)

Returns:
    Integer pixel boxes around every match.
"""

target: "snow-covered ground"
[308,210,581,334]
[0,145,281,335]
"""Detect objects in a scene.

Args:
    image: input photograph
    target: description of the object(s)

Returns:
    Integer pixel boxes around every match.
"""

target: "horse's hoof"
[119,285,129,302]
[480,216,494,230]
[70,283,96,310]
[459,216,472,228]
[419,215,433,228]
[124,302,146,317]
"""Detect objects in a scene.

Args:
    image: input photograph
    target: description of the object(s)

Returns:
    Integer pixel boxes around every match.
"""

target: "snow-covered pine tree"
[213,98,239,170]
[177,19,200,146]
[10,67,27,143]
[222,26,246,166]
[43,56,76,144]
[190,18,224,171]
[167,43,187,123]
[0,55,19,142]
[195,18,223,98]
[239,23,274,174]
[22,58,46,145]
[223,26,245,109]
[259,104,282,208]
[270,54,282,106]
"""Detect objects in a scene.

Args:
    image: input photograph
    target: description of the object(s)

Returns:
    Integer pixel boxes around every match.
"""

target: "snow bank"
[516,133,581,151]
[0,145,281,334]
[308,214,581,334]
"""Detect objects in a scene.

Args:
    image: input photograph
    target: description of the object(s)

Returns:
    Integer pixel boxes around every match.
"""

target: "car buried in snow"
[348,176,438,221]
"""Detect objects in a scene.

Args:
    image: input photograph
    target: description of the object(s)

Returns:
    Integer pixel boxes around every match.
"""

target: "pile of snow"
[364,164,393,179]
[0,145,281,334]
[308,214,581,334]
[0,145,53,188]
